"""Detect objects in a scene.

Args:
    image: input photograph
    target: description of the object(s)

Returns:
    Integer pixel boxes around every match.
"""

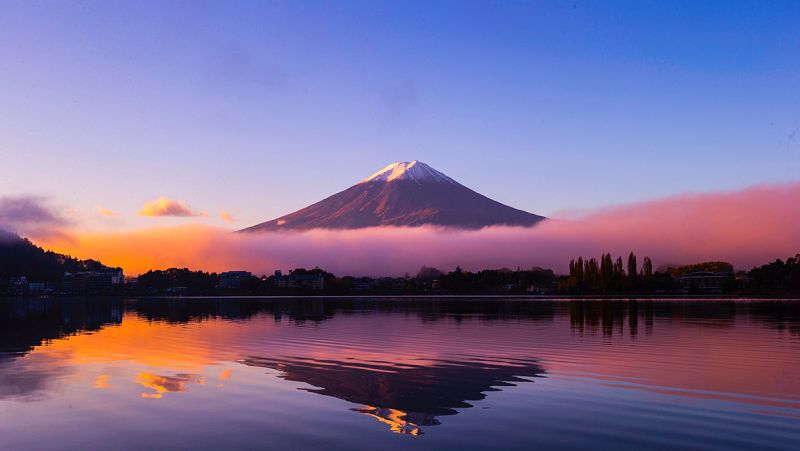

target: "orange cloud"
[220,209,236,223]
[138,197,205,217]
[97,208,117,218]
[38,182,800,276]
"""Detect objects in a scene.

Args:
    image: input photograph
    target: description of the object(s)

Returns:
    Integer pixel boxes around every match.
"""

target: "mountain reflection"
[0,296,798,414]
[241,354,543,435]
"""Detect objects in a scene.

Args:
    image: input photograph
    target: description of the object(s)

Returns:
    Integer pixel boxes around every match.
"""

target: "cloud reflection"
[136,373,205,399]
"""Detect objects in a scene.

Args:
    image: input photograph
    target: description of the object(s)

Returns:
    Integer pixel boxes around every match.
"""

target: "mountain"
[0,230,115,284]
[242,160,545,231]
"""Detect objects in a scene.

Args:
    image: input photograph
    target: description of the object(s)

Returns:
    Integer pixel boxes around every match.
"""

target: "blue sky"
[1,0,798,229]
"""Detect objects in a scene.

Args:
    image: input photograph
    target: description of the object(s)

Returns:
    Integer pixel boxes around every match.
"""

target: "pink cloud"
[39,182,800,276]
[138,197,206,217]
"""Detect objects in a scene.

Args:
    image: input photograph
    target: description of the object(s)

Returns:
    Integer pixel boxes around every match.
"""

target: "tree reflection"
[566,300,752,337]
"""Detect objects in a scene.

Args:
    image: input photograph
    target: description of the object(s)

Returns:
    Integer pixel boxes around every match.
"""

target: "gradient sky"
[1,0,799,230]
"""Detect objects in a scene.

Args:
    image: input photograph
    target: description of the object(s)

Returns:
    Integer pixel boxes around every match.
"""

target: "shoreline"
[3,294,799,301]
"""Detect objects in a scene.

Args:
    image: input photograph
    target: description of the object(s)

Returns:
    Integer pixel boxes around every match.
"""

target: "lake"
[1,297,799,450]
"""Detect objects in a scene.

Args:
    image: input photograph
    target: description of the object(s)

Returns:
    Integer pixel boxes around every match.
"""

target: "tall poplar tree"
[628,252,637,280]
[642,256,653,277]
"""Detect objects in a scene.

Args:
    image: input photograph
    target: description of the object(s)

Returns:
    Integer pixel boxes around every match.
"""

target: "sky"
[1,0,799,232]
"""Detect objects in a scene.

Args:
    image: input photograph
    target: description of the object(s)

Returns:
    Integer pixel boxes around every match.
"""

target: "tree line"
[560,252,675,293]
[746,254,800,293]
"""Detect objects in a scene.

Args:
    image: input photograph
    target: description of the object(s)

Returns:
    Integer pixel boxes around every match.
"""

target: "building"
[526,283,547,294]
[379,277,407,291]
[218,271,252,290]
[274,270,324,290]
[678,271,734,293]
[165,286,188,295]
[104,268,125,285]
[352,277,377,291]
[7,276,28,295]
[349,277,405,291]
[27,282,50,294]
[63,268,124,294]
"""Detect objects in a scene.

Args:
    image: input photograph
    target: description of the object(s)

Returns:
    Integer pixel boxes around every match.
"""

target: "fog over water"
[35,182,800,276]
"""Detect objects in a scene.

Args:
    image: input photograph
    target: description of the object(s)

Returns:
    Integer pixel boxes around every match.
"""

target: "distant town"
[1,232,797,297]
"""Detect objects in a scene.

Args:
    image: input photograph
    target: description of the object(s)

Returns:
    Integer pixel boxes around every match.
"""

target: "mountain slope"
[0,230,115,283]
[242,161,545,231]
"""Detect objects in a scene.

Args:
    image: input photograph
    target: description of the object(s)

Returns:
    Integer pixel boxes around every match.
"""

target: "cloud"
[138,197,206,217]
[0,195,70,240]
[219,209,236,223]
[36,182,800,277]
[98,208,117,218]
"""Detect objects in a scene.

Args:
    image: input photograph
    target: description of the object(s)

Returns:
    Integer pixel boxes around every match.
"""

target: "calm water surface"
[1,297,799,450]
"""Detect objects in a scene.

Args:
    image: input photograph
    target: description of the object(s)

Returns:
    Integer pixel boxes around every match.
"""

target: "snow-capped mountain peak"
[360,160,457,185]
[242,160,544,231]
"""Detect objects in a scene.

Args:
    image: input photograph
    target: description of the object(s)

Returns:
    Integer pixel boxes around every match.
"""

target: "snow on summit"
[242,159,544,231]
[360,160,457,185]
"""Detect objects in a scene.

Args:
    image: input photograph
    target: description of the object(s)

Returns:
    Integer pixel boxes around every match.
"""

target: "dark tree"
[641,257,653,277]
[627,253,637,281]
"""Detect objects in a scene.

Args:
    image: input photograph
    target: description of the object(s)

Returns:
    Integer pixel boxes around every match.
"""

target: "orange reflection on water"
[94,375,111,389]
[353,406,422,435]
[9,300,800,431]
[136,373,204,399]
[32,312,252,371]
